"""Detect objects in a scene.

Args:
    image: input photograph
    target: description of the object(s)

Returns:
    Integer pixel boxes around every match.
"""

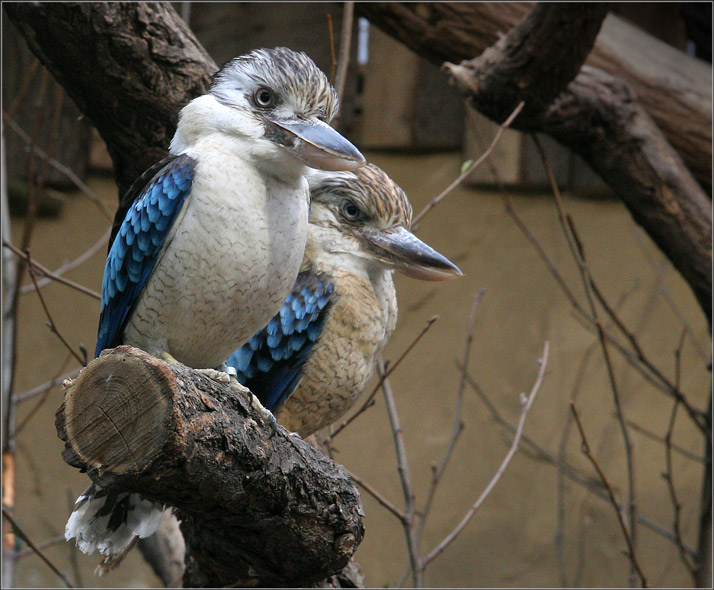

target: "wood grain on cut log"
[56,346,364,588]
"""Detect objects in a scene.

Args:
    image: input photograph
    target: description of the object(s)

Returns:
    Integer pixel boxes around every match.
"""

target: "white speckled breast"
[123,139,309,368]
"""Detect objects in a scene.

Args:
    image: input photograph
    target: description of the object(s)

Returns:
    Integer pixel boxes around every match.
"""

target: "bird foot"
[195,367,232,384]
[159,351,181,365]
[222,372,279,435]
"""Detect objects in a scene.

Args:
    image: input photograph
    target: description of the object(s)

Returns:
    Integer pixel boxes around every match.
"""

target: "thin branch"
[412,101,524,228]
[14,366,82,404]
[14,354,72,436]
[24,250,88,367]
[20,227,110,295]
[483,126,704,427]
[17,535,66,559]
[327,317,438,440]
[2,508,74,588]
[378,358,422,587]
[423,341,549,567]
[326,14,336,85]
[3,240,101,300]
[333,2,354,105]
[624,419,706,463]
[462,366,698,559]
[534,136,639,583]
[570,402,648,588]
[416,289,485,546]
[2,110,112,220]
[663,331,698,580]
[348,470,404,521]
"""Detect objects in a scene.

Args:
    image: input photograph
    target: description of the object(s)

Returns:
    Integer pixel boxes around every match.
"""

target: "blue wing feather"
[95,154,196,357]
[226,271,335,412]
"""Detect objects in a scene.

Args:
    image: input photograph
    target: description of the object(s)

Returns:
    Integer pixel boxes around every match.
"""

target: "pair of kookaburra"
[66,47,462,561]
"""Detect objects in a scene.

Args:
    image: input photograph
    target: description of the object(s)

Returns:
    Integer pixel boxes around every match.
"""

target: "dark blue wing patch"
[226,271,335,412]
[95,154,196,357]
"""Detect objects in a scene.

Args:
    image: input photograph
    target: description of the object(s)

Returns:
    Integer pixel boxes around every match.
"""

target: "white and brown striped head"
[307,164,462,281]
[172,47,364,173]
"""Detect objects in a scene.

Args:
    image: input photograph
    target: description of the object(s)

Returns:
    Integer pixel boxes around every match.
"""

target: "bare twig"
[534,136,639,585]
[24,250,88,367]
[7,58,41,119]
[327,317,438,440]
[14,354,72,436]
[624,419,706,463]
[570,402,648,587]
[416,289,485,545]
[2,111,112,220]
[17,534,66,559]
[20,227,110,295]
[463,367,698,558]
[326,14,336,85]
[3,240,101,300]
[2,508,74,588]
[14,366,82,404]
[348,470,404,521]
[333,2,354,106]
[412,101,524,228]
[423,341,550,567]
[481,122,703,427]
[378,358,422,587]
[663,331,698,581]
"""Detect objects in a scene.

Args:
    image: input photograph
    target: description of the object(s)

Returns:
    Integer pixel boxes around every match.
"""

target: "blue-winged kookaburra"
[227,164,462,437]
[65,47,364,560]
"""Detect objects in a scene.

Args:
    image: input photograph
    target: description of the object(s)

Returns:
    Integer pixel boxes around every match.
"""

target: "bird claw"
[159,351,181,365]
[226,375,279,436]
[195,368,232,384]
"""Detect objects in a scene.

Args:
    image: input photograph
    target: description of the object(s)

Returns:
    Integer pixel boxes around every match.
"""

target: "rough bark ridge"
[440,3,712,323]
[4,2,215,198]
[56,346,364,588]
[355,2,713,193]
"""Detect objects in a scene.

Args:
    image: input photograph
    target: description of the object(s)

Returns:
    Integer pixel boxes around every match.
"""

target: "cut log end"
[57,347,174,479]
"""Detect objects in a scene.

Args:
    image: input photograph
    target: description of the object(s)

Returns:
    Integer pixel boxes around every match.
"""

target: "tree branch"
[440,3,712,323]
[355,2,712,193]
[4,2,216,198]
[55,346,364,588]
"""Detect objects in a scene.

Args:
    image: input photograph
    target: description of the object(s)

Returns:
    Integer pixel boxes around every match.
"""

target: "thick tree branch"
[4,2,215,198]
[436,3,711,324]
[55,346,364,588]
[355,2,712,193]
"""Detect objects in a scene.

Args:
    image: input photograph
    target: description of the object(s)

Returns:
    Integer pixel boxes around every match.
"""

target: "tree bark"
[439,3,712,323]
[355,2,713,194]
[3,2,215,199]
[56,346,364,588]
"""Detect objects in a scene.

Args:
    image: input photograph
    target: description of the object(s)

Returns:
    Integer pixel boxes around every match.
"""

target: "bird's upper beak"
[268,116,365,171]
[356,226,463,281]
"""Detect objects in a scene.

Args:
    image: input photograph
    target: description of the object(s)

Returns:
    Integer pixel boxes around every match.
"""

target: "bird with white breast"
[66,47,365,563]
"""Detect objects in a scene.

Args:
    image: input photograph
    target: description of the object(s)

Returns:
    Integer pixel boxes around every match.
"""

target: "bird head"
[172,47,364,174]
[306,164,462,281]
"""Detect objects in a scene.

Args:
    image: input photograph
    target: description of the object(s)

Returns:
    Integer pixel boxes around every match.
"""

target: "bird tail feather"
[65,483,164,557]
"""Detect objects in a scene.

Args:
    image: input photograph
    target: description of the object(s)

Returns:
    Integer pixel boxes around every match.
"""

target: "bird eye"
[254,87,274,107]
[341,201,362,220]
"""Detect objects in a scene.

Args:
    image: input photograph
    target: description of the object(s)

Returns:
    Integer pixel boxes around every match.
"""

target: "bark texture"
[438,3,712,322]
[4,2,215,199]
[56,346,364,588]
[355,2,712,193]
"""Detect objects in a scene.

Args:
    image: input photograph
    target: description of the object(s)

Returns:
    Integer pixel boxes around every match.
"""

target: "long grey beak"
[357,226,463,281]
[269,117,365,171]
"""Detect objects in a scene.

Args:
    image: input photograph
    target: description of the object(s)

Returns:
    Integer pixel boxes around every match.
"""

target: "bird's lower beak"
[357,226,463,281]
[268,117,365,171]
